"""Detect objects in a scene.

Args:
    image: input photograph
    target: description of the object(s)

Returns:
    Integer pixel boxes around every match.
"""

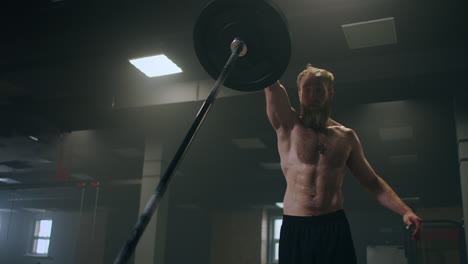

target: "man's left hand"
[403,212,422,241]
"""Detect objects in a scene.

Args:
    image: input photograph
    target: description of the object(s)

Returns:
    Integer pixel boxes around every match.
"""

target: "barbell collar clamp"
[230,38,247,57]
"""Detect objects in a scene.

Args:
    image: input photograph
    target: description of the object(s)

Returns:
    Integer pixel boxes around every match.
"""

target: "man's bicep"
[266,105,296,130]
[265,82,296,130]
[347,131,379,188]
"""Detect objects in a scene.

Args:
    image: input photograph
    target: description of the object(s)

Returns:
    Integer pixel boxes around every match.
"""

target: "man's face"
[298,73,332,109]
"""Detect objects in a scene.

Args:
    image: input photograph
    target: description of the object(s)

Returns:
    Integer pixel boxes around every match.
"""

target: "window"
[269,216,283,263]
[31,219,53,255]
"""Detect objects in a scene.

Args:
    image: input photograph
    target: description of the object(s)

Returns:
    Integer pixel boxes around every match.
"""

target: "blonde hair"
[296,64,335,91]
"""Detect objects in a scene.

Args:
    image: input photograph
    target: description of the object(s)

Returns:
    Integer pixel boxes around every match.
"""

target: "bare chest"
[287,127,351,167]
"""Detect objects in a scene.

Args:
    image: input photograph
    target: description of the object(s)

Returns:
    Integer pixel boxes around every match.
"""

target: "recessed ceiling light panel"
[342,17,397,49]
[129,54,183,77]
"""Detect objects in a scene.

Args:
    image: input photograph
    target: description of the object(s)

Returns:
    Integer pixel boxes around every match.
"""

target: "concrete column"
[454,94,468,257]
[135,137,169,264]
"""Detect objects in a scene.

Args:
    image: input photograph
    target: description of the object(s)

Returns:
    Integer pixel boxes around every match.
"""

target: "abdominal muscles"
[282,163,345,216]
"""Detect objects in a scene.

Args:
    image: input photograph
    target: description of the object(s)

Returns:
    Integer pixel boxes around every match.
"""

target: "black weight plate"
[193,0,291,91]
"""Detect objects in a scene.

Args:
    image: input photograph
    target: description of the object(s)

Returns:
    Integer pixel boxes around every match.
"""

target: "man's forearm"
[369,176,413,216]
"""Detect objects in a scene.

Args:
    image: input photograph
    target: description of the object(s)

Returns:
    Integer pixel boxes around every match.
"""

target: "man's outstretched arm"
[346,129,422,240]
[265,81,297,131]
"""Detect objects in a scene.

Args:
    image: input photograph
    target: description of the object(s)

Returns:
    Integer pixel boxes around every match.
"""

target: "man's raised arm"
[265,81,297,131]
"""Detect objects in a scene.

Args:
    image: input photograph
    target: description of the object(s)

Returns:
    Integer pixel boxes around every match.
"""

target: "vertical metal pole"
[459,222,468,264]
[6,194,15,240]
[92,186,100,240]
[79,187,85,219]
[113,40,245,264]
[74,187,86,256]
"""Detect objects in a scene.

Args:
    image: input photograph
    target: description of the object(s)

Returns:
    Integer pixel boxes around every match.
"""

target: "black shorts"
[279,210,357,264]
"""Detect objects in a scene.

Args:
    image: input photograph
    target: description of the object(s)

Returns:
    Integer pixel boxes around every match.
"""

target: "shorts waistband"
[282,210,346,225]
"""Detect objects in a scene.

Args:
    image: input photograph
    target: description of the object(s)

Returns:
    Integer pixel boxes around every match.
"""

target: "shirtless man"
[265,65,422,263]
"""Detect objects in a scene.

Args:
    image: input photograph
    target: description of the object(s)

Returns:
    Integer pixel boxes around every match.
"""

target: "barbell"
[194,0,291,91]
[114,0,291,263]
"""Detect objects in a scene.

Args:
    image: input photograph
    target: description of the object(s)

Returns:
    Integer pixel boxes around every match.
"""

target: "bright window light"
[35,239,50,254]
[37,220,52,237]
[269,217,283,262]
[32,219,53,255]
[274,219,282,239]
[129,54,183,77]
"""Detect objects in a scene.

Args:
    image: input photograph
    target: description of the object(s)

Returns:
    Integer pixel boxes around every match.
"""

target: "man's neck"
[300,102,332,130]
[300,110,330,131]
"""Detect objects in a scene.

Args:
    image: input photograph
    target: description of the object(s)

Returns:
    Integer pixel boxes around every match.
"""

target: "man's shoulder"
[333,125,354,134]
[328,119,351,131]
[328,123,358,141]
